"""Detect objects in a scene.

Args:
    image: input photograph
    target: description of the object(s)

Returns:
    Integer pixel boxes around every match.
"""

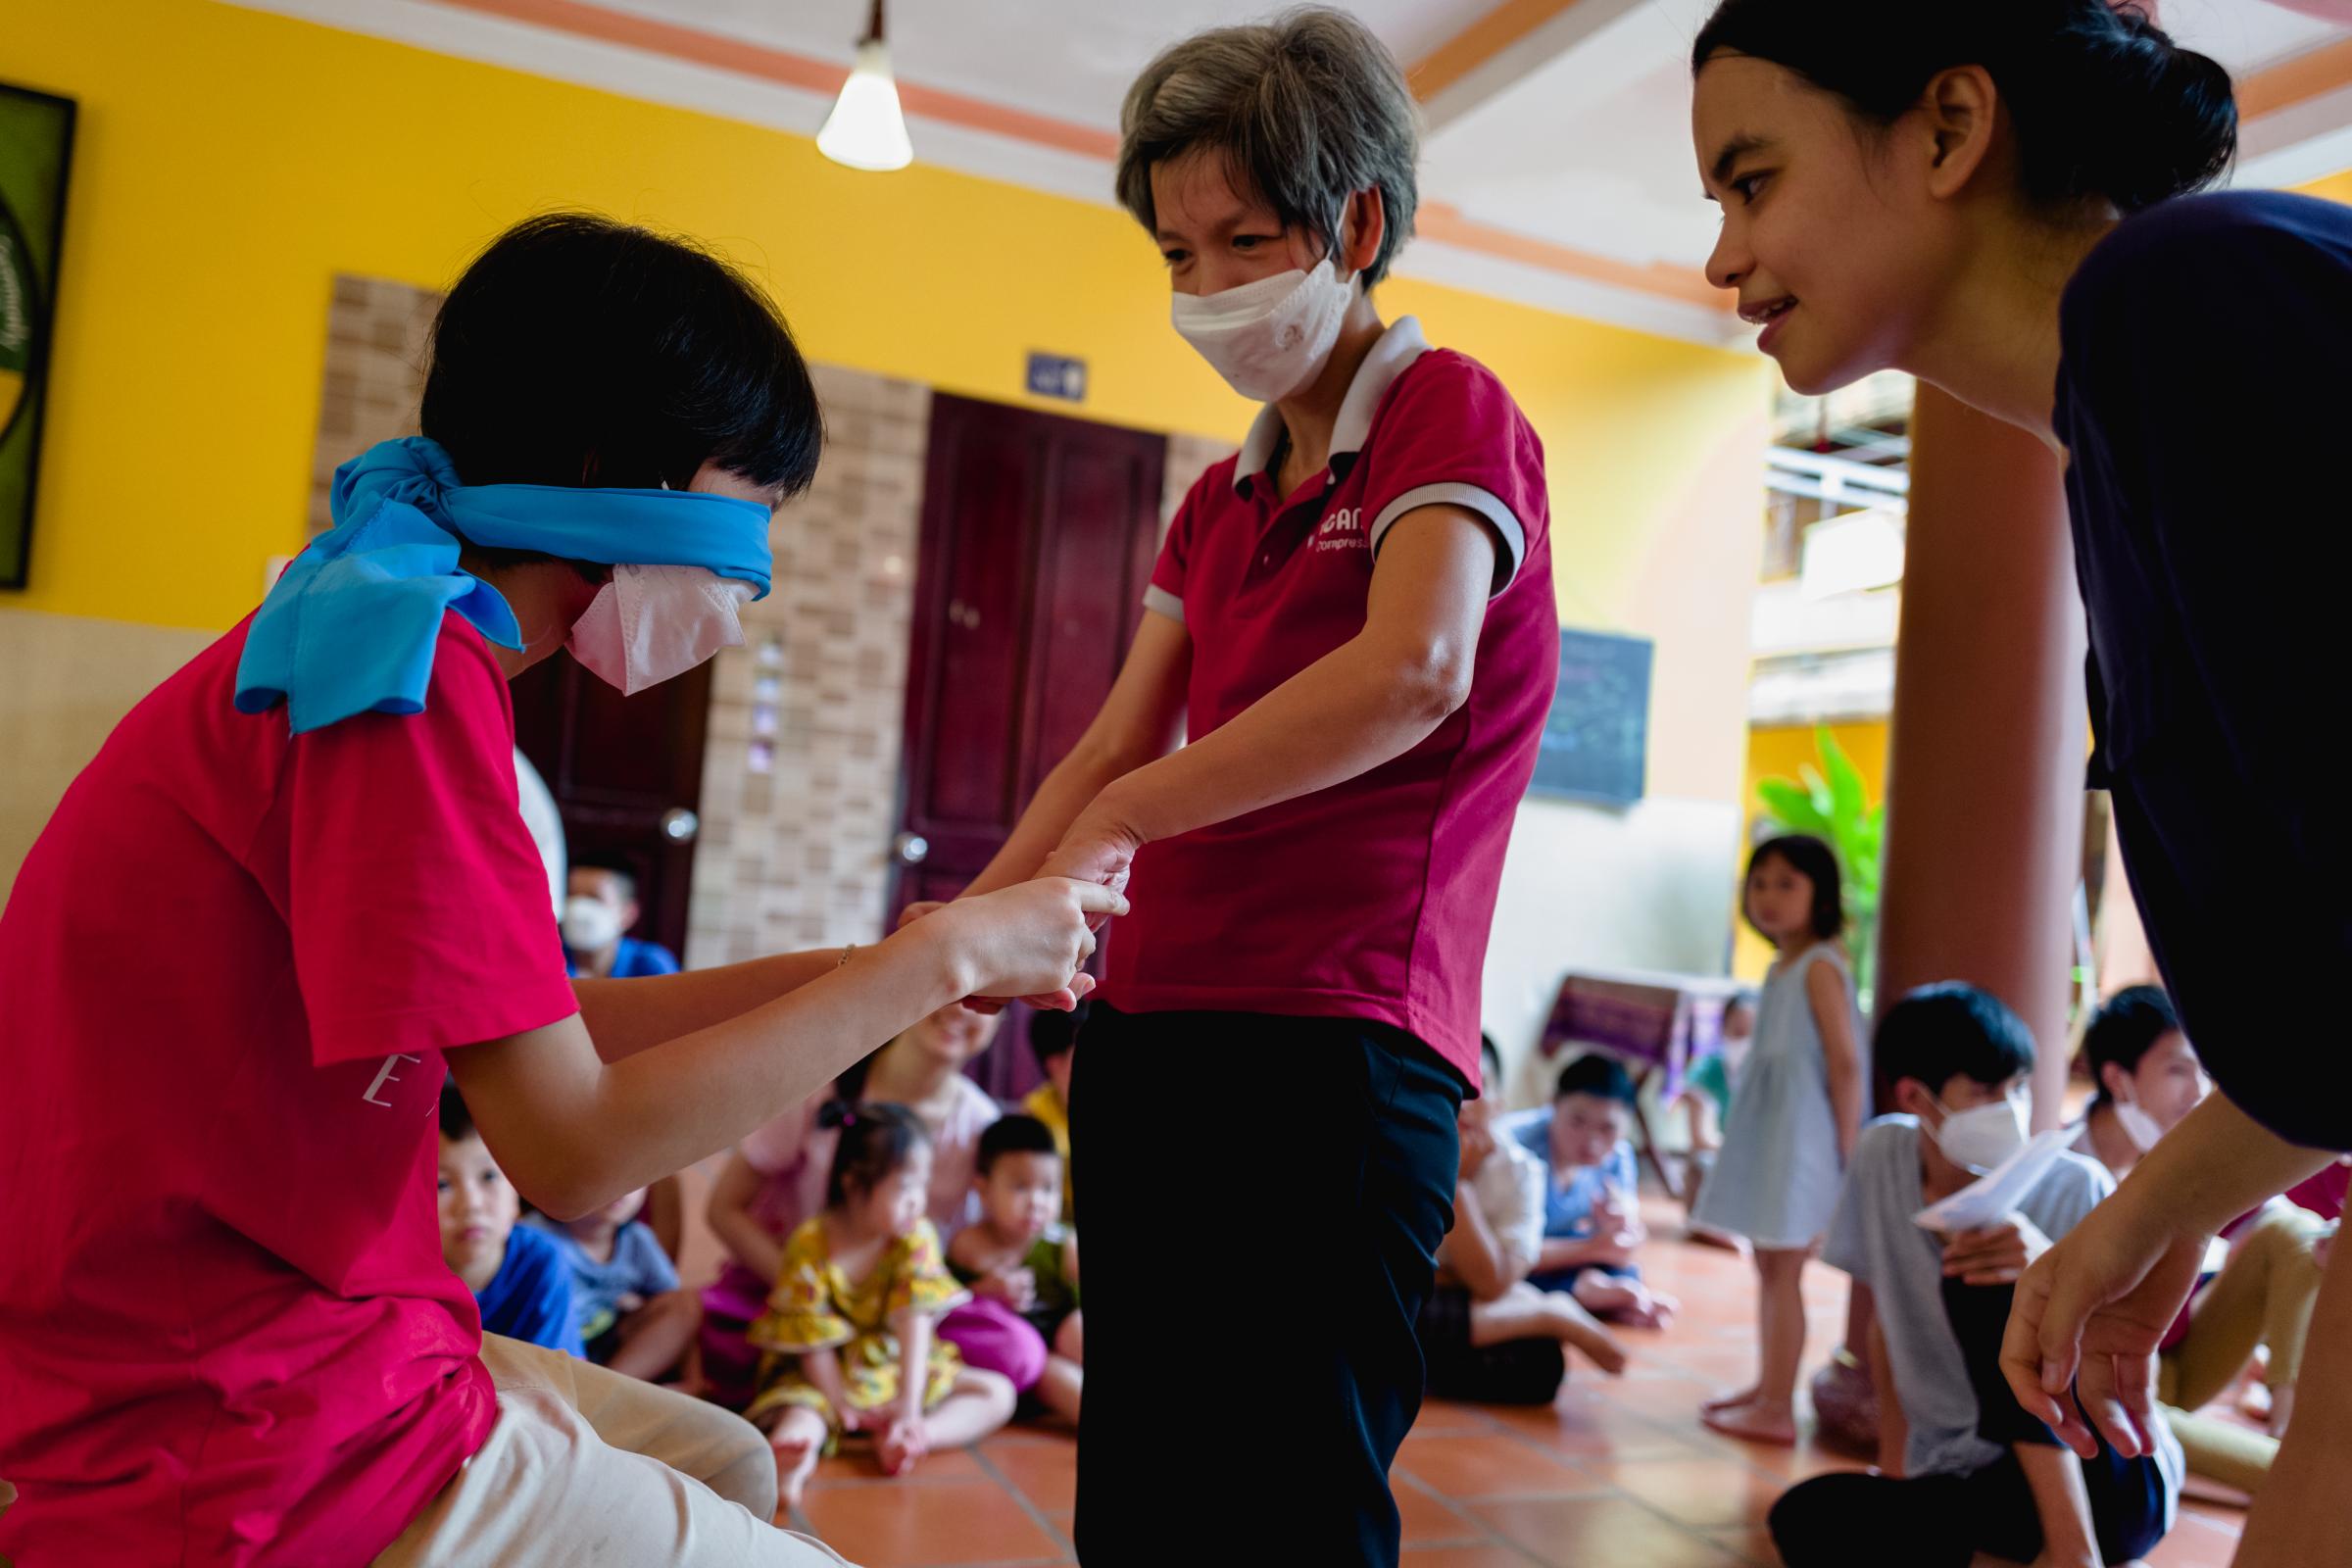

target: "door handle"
[894,832,930,865]
[661,808,700,844]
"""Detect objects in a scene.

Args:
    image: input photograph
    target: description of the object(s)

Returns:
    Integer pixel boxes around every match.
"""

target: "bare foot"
[1703,1398,1798,1446]
[1702,1385,1762,1414]
[1555,1299,1630,1375]
[771,1429,821,1511]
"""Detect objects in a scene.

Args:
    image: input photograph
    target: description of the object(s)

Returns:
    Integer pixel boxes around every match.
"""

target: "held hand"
[1035,806,1141,924]
[924,879,1126,1009]
[897,901,947,932]
[1998,1193,2208,1460]
[1941,1213,2052,1287]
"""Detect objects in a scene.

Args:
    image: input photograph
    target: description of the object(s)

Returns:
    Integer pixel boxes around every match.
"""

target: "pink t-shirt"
[740,1074,1000,1240]
[1103,318,1557,1086]
[0,614,578,1566]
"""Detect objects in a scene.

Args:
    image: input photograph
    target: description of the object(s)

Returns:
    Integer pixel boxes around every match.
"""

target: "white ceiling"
[241,0,2352,344]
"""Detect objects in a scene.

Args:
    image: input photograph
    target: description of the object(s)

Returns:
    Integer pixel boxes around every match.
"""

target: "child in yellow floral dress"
[747,1101,1017,1506]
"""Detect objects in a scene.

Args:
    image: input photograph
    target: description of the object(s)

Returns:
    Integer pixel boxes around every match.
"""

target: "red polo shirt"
[1101,318,1556,1088]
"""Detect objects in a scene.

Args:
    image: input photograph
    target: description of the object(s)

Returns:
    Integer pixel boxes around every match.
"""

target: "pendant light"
[817,0,913,172]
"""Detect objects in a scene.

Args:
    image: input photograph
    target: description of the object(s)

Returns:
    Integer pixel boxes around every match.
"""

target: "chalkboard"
[1529,628,1652,806]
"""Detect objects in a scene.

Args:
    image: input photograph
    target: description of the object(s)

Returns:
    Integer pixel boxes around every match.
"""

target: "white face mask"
[1170,256,1356,403]
[2113,1093,2166,1152]
[1932,1093,2029,1175]
[561,895,624,954]
[567,563,754,696]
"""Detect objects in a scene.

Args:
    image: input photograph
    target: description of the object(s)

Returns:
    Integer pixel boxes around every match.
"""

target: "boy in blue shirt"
[1498,1054,1678,1328]
[1768,985,2180,1567]
[438,1082,582,1357]
[525,1190,698,1383]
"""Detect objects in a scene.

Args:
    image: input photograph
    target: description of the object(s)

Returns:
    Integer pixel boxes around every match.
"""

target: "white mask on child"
[567,563,754,696]
[561,896,624,954]
[1932,1094,2028,1175]
[2113,1094,2166,1153]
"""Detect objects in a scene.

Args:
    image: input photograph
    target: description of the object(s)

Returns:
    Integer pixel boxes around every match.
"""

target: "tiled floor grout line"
[965,1441,1076,1558]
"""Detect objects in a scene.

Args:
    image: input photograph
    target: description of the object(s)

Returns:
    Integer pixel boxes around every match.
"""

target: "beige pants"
[375,1334,851,1567]
[2157,1203,2328,1494]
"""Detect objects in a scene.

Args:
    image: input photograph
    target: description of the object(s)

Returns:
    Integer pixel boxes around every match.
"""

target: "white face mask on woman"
[567,563,754,696]
[1932,1092,2029,1175]
[1170,255,1356,403]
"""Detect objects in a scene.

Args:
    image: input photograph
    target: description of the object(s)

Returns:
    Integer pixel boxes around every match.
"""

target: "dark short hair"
[1030,998,1089,1069]
[573,862,639,905]
[1692,1,2235,217]
[2081,985,2180,1102]
[1116,7,1419,287]
[1745,834,1845,943]
[817,1100,930,1209]
[977,1113,1061,1175]
[438,1077,476,1142]
[1876,982,2037,1096]
[1479,1032,1503,1089]
[1554,1054,1636,1106]
[421,213,823,503]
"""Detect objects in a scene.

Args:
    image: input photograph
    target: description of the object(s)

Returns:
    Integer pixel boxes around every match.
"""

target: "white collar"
[1233,316,1432,496]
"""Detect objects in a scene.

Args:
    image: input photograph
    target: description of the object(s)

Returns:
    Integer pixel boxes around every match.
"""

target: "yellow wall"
[2300,172,2352,206]
[3,0,1766,663]
[1732,719,1890,980]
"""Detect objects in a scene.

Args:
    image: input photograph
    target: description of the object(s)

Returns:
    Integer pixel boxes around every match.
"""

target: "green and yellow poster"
[0,83,74,589]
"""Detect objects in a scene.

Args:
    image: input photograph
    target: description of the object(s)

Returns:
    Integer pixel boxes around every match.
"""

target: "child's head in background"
[974,1113,1064,1247]
[2081,985,2204,1147]
[1877,983,2036,1180]
[819,1100,934,1242]
[1742,833,1843,952]
[1549,1054,1637,1170]
[1029,999,1087,1106]
[437,1081,519,1290]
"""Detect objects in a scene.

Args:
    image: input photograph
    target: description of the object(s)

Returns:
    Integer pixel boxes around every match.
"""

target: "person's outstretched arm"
[1038,506,1499,886]
[2000,1093,2334,1458]
[955,612,1194,902]
[572,950,856,1062]
[451,879,1122,1219]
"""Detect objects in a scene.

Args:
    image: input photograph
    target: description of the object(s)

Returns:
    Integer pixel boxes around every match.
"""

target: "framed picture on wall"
[0,81,76,590]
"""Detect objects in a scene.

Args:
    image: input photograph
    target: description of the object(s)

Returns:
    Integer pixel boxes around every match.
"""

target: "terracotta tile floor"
[776,1200,2250,1566]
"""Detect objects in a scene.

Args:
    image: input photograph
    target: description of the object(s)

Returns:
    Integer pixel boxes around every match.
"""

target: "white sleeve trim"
[1368,482,1528,596]
[1141,583,1186,624]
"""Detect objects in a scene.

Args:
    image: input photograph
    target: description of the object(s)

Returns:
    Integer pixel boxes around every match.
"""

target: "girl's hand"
[1998,1187,2208,1459]
[920,879,1127,1008]
[1034,805,1140,922]
[835,1402,869,1435]
[997,1266,1038,1313]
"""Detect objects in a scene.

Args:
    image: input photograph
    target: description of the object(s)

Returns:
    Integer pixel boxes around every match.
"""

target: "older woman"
[933,10,1558,1562]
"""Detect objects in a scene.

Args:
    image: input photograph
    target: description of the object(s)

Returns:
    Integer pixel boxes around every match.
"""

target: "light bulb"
[818,40,913,172]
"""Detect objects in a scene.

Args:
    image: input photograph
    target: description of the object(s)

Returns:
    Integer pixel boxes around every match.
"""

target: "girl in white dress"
[1690,835,1866,1444]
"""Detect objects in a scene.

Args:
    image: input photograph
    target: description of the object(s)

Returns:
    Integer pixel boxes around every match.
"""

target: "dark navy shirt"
[475,1221,585,1356]
[2056,190,2352,1150]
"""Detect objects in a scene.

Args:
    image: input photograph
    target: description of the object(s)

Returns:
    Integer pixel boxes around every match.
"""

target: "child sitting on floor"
[950,1114,1082,1422]
[438,1081,581,1357]
[747,1101,1016,1508]
[524,1188,700,1385]
[1022,1001,1082,1223]
[1499,1054,1679,1328]
[1767,984,2181,1568]
[1422,1036,1627,1404]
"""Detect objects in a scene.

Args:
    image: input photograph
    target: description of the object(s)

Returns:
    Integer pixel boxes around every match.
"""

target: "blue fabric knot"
[235,437,772,734]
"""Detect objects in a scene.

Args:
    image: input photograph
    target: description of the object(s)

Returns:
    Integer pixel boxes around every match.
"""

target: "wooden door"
[510,655,711,963]
[893,393,1166,1097]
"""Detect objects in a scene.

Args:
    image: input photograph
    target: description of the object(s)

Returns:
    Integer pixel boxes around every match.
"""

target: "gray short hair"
[1115,7,1420,288]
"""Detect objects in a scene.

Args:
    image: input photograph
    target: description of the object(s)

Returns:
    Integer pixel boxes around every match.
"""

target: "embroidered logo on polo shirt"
[1313,507,1367,553]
